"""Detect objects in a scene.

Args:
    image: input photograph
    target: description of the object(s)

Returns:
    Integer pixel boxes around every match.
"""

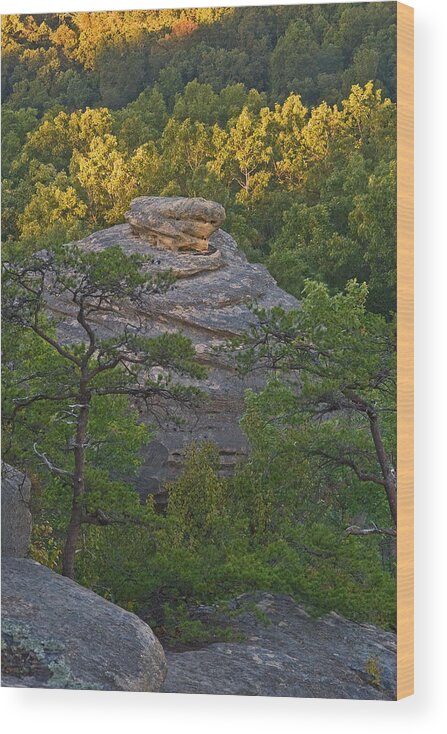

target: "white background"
[1,0,446,731]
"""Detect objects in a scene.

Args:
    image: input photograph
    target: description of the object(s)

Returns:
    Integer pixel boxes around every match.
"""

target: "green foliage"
[266,85,396,314]
[112,86,168,152]
[1,105,39,178]
[236,281,396,517]
[228,279,397,625]
[73,440,395,632]
[4,5,395,111]
[70,134,137,225]
[18,172,88,243]
[29,521,63,570]
[165,443,227,547]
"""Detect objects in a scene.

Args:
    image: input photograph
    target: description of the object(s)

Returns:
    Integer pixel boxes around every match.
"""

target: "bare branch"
[33,443,72,479]
[11,392,78,416]
[345,525,397,538]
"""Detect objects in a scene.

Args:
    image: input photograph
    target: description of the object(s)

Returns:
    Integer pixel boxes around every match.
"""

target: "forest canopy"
[2,3,396,313]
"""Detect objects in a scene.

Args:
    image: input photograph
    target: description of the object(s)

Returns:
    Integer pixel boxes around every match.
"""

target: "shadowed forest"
[2,3,398,649]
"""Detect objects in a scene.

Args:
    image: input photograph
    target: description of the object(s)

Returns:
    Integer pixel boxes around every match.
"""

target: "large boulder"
[162,593,397,699]
[125,196,226,252]
[51,223,298,504]
[1,463,32,557]
[1,558,167,691]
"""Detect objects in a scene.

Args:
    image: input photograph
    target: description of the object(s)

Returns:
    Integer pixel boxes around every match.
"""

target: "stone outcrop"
[1,463,32,558]
[161,593,397,700]
[53,219,299,504]
[1,464,167,691]
[1,557,167,690]
[125,196,226,252]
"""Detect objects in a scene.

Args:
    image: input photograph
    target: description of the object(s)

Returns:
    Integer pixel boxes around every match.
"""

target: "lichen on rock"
[1,558,167,691]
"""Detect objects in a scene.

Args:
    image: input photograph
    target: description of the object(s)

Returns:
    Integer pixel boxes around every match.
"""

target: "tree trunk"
[61,382,90,578]
[61,503,83,579]
[343,389,397,529]
[368,411,397,528]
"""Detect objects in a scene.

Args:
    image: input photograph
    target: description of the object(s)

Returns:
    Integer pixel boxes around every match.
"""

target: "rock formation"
[52,208,299,505]
[1,463,32,558]
[125,196,226,252]
[2,558,167,690]
[162,593,397,700]
[1,465,167,691]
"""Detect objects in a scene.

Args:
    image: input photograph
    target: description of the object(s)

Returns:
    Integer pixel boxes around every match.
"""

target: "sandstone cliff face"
[53,224,298,504]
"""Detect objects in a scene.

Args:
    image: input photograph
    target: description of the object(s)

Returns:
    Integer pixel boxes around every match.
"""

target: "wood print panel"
[397,1,414,701]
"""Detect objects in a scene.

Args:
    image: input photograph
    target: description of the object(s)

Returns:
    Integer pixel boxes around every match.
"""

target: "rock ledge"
[2,558,167,691]
[162,593,396,699]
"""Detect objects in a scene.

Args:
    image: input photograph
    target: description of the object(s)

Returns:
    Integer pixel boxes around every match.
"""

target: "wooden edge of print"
[396,1,414,701]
